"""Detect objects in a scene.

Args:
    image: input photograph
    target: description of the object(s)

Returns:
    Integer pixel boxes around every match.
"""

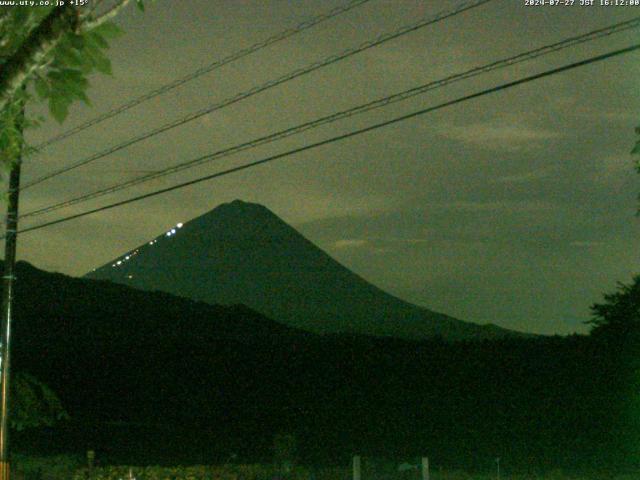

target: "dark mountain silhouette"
[85,200,519,340]
[0,261,633,472]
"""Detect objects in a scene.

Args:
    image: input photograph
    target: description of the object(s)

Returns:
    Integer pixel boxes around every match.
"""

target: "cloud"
[601,111,638,123]
[372,236,431,245]
[391,238,430,245]
[592,154,636,188]
[276,192,398,225]
[425,201,555,213]
[598,155,635,175]
[570,241,604,248]
[437,121,563,151]
[493,166,556,184]
[333,239,368,249]
[572,109,638,124]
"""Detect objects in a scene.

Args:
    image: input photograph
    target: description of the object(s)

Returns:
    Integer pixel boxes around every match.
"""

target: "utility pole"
[352,456,361,480]
[0,100,24,480]
[421,457,429,480]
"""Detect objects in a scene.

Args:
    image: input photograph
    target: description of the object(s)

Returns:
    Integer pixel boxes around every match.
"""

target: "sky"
[9,0,640,335]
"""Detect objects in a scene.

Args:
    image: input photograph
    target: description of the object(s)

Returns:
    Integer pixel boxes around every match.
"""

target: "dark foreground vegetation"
[4,262,639,476]
[12,458,640,480]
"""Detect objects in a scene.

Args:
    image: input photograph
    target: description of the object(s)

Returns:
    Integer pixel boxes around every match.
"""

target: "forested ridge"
[6,261,639,474]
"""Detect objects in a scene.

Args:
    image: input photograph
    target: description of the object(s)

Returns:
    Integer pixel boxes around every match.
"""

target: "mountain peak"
[85,201,523,340]
[216,199,266,212]
[193,199,282,226]
[183,200,290,240]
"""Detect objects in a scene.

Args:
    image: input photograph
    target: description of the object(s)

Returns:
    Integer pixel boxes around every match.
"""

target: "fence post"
[421,457,429,480]
[352,456,361,480]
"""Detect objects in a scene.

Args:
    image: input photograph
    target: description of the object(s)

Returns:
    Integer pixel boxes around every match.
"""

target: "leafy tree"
[0,0,148,171]
[588,276,640,468]
[0,0,147,445]
[10,372,68,431]
[634,126,640,211]
[588,275,640,339]
[273,433,297,472]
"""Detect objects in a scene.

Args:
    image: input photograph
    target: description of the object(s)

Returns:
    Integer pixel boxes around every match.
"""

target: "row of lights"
[165,222,184,237]
[111,248,140,267]
[110,222,184,268]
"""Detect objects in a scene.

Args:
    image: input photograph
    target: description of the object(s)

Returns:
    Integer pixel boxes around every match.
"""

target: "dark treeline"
[5,262,639,474]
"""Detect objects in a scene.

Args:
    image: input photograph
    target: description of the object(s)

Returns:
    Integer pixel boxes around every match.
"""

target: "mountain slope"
[0,262,620,471]
[85,200,519,340]
[7,261,311,422]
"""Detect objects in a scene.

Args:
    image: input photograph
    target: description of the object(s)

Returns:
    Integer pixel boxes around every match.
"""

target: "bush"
[14,454,83,480]
[72,464,316,480]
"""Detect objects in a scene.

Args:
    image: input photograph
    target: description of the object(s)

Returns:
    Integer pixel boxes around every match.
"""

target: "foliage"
[64,463,640,480]
[588,275,640,339]
[7,261,639,473]
[633,126,640,157]
[10,372,69,431]
[0,7,53,59]
[633,126,640,211]
[587,276,640,467]
[13,454,83,480]
[0,1,149,172]
[31,21,124,123]
[273,433,297,469]
[1,8,116,118]
[72,464,312,480]
[0,88,27,172]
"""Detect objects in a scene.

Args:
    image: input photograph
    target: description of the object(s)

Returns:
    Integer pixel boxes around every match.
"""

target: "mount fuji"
[85,200,519,340]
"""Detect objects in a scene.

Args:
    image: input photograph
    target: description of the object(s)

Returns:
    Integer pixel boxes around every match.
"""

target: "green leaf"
[46,68,89,106]
[63,80,89,102]
[49,97,70,123]
[56,43,84,68]
[91,21,123,40]
[77,90,91,106]
[68,33,85,50]
[33,76,49,100]
[136,0,145,12]
[632,141,640,156]
[11,8,31,29]
[71,38,103,74]
[92,52,112,75]
[77,55,95,74]
[87,31,109,49]
[10,373,69,431]
[48,68,83,83]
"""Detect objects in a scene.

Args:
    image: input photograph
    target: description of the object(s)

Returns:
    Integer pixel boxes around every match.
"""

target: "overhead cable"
[22,0,494,190]
[20,15,640,219]
[31,0,375,152]
[16,43,640,236]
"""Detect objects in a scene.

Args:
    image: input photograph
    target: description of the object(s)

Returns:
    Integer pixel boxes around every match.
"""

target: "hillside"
[85,200,519,340]
[0,261,630,471]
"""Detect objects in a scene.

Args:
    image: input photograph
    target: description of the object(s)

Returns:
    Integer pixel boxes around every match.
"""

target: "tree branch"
[0,9,10,23]
[81,0,132,31]
[0,6,79,113]
[0,11,14,53]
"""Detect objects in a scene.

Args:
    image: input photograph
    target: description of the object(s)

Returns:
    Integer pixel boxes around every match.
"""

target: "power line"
[31,0,374,152]
[21,0,494,190]
[20,15,640,220]
[15,42,640,237]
